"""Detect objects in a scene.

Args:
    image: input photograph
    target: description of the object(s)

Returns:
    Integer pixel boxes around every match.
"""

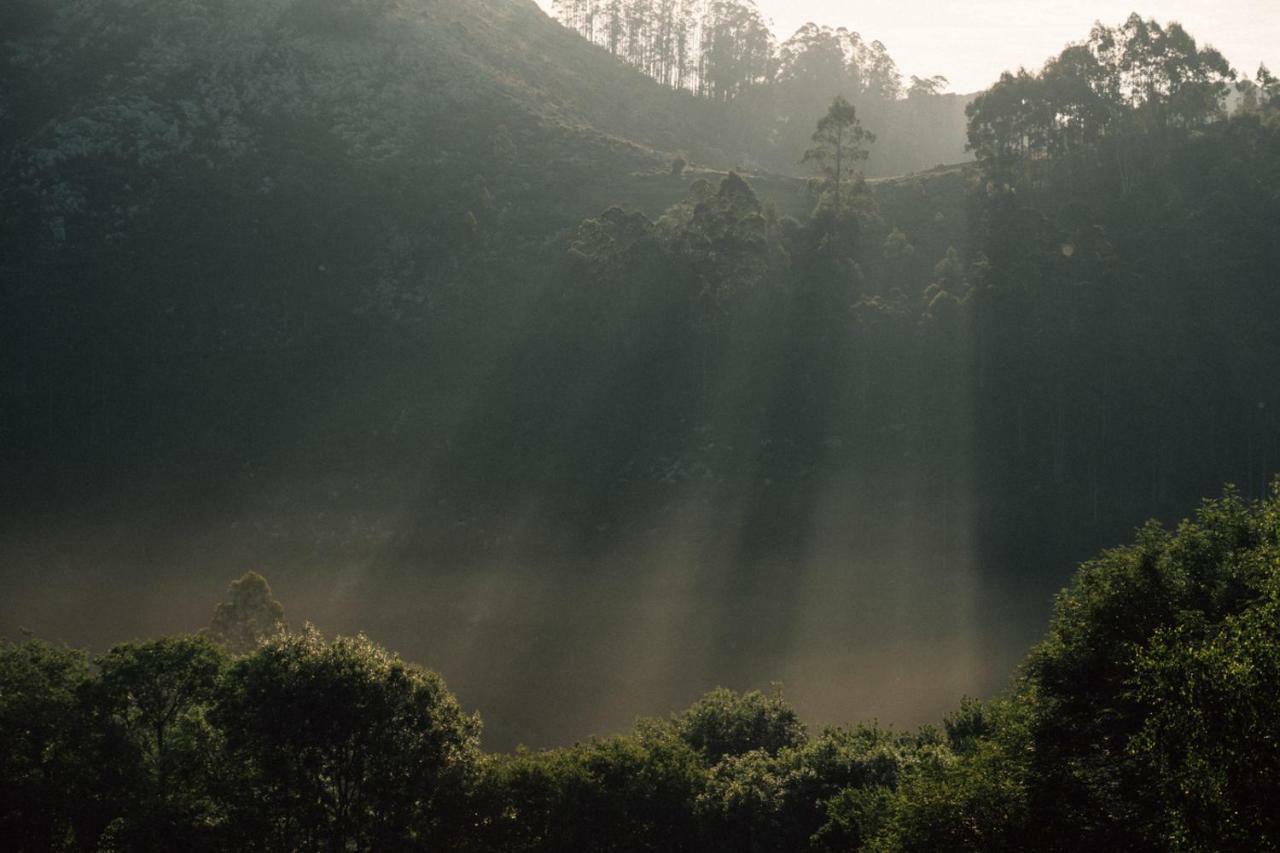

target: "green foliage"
[696,747,791,851]
[1015,487,1280,850]
[1,614,479,851]
[473,726,704,852]
[1124,490,1280,851]
[674,686,806,763]
[214,626,481,851]
[0,639,91,851]
[1131,589,1280,845]
[90,637,229,851]
[966,14,1235,182]
[869,702,1030,852]
[813,784,895,851]
[695,724,913,853]
[1131,579,1280,851]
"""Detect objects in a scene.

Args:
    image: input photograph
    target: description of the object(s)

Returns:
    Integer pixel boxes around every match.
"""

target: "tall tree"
[698,0,774,101]
[967,13,1236,185]
[802,95,874,215]
[907,74,949,98]
[203,571,285,655]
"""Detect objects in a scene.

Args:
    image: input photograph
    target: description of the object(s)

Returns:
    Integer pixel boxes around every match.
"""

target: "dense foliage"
[0,0,964,515]
[0,629,479,852]
[964,19,1280,599]
[5,486,1280,850]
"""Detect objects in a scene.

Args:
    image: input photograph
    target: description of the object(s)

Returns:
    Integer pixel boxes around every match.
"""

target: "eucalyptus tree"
[966,14,1236,184]
[552,0,772,100]
[907,74,949,99]
[803,96,874,216]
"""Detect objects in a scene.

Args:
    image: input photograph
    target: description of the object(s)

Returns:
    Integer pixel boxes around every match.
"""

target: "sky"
[534,1,1279,93]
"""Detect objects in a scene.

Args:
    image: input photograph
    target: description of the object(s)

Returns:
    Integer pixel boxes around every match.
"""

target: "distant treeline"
[551,0,913,102]
[970,15,1249,169]
[547,0,968,174]
[5,486,1280,851]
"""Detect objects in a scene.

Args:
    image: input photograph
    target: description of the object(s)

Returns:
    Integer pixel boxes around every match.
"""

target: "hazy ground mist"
[0,473,1049,750]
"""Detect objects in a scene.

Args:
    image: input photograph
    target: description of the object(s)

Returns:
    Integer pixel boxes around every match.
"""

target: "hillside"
[0,0,970,263]
[0,0,969,509]
[5,5,1280,850]
[0,0,977,747]
[5,1,1276,756]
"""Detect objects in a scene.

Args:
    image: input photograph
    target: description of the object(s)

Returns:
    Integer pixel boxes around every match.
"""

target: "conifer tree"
[802,95,874,215]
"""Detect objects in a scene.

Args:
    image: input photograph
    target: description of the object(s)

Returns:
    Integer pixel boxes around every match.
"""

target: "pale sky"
[533,0,1279,93]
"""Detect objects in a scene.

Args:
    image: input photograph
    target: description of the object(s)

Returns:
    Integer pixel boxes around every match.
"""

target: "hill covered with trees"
[3,0,1280,777]
[546,0,973,175]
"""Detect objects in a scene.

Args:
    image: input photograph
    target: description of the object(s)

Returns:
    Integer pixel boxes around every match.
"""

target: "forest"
[2,0,1280,849]
[545,0,969,175]
[549,0,909,101]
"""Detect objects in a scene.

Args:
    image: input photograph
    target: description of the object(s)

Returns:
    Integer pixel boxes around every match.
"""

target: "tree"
[0,638,91,851]
[776,23,858,90]
[877,733,1029,853]
[91,637,229,851]
[1131,574,1280,849]
[96,637,226,771]
[214,626,481,852]
[675,686,806,764]
[203,570,285,655]
[1237,76,1261,112]
[698,0,774,101]
[1259,64,1280,112]
[802,96,874,216]
[1016,487,1280,850]
[966,14,1236,185]
[475,726,704,853]
[551,0,772,100]
[907,74,949,98]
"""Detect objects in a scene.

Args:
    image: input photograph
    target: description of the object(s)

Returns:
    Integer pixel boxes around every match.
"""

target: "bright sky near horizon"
[533,0,1279,93]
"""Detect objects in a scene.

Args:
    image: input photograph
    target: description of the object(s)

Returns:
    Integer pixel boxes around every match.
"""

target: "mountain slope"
[0,0,982,749]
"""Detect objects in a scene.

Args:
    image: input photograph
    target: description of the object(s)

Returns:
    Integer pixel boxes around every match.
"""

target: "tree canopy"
[8,486,1280,851]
